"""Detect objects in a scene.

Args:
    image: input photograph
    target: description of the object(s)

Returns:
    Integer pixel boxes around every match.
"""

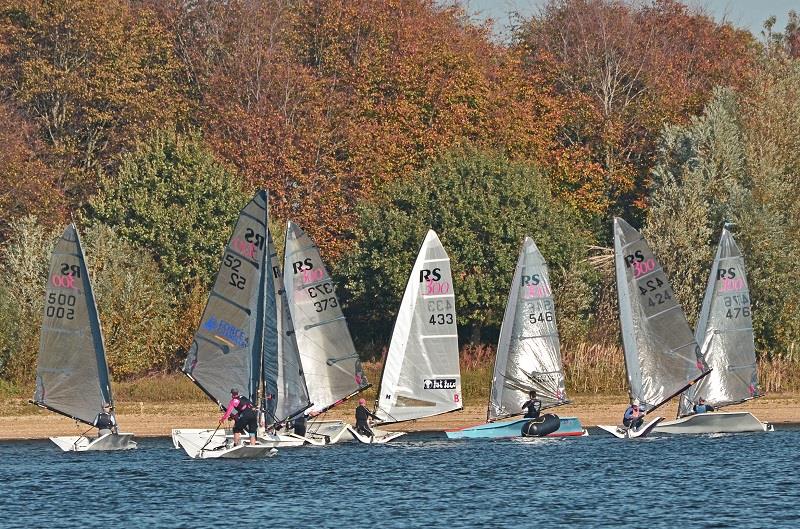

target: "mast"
[613,217,708,410]
[487,236,568,422]
[34,224,113,427]
[283,221,369,414]
[678,224,761,417]
[374,230,462,424]
[182,191,269,409]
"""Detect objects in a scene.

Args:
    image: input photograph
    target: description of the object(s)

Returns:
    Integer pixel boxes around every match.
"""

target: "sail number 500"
[46,292,76,320]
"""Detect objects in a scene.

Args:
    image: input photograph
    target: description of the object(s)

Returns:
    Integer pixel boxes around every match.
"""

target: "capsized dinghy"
[353,230,463,444]
[655,225,772,435]
[597,218,710,438]
[32,224,136,451]
[446,237,585,440]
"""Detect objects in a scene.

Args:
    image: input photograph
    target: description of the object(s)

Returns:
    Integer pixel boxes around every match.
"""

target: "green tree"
[336,148,593,353]
[0,216,58,382]
[88,130,250,289]
[645,88,749,326]
[82,224,179,379]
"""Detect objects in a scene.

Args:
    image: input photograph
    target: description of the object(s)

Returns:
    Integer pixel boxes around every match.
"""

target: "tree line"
[1,0,799,387]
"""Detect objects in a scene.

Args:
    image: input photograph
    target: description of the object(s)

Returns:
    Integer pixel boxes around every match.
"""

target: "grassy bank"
[4,342,799,415]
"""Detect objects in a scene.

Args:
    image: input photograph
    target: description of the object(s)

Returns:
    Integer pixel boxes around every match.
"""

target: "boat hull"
[347,425,406,444]
[597,417,663,439]
[653,411,772,435]
[303,420,351,444]
[50,433,137,452]
[171,428,305,450]
[445,416,586,440]
[183,443,278,459]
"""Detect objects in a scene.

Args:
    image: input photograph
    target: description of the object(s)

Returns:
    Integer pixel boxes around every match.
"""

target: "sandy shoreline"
[2,393,798,440]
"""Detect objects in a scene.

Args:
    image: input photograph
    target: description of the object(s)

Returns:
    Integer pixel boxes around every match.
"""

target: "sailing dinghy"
[349,230,462,444]
[32,224,136,451]
[446,237,586,440]
[283,221,371,443]
[655,225,772,434]
[172,191,300,458]
[597,218,710,439]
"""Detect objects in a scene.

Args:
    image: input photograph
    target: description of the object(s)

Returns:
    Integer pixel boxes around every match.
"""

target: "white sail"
[283,221,368,413]
[488,237,567,421]
[375,230,462,423]
[678,226,760,416]
[614,218,707,409]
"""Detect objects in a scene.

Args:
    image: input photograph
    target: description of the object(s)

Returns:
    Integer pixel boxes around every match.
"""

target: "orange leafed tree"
[161,0,560,257]
[515,0,756,217]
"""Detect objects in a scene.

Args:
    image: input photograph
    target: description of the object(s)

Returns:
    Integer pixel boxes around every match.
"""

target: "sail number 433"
[427,299,454,325]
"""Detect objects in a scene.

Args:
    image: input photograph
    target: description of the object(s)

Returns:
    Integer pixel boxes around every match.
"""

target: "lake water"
[2,428,799,528]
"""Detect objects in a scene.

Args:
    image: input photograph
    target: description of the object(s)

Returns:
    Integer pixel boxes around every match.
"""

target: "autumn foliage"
[2,0,800,385]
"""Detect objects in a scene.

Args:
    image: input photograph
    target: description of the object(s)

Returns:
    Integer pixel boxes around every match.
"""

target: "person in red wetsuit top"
[221,388,257,446]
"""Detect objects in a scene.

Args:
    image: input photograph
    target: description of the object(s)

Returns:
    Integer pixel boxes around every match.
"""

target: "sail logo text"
[51,272,77,289]
[423,378,457,390]
[419,268,442,283]
[202,316,248,349]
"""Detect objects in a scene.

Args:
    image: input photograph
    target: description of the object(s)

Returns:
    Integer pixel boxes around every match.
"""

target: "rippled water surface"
[2,428,799,528]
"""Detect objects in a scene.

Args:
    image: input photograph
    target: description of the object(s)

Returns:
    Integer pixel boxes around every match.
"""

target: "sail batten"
[678,226,761,416]
[375,230,463,424]
[488,237,568,422]
[284,221,368,414]
[34,224,114,427]
[182,192,269,408]
[613,217,706,409]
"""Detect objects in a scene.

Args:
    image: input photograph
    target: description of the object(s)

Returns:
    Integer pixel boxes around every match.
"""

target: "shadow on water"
[1,429,799,528]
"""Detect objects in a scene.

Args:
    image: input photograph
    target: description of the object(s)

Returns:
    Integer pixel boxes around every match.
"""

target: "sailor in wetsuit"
[355,398,379,437]
[221,388,257,446]
[623,399,645,430]
[521,390,542,419]
[693,397,715,414]
[93,403,117,437]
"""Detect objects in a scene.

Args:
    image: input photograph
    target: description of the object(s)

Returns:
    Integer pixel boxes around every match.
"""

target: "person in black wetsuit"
[93,403,117,437]
[521,390,542,419]
[355,398,379,437]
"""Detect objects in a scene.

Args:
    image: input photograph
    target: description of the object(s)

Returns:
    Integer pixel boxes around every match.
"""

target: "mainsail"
[266,226,311,424]
[614,217,707,409]
[183,191,271,407]
[34,224,113,426]
[375,230,462,423]
[283,221,368,413]
[488,237,567,422]
[678,226,760,416]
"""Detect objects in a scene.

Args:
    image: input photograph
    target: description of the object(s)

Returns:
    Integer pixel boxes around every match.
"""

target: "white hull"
[347,425,406,444]
[50,433,137,452]
[303,420,351,444]
[183,442,278,459]
[597,417,664,439]
[171,428,305,450]
[654,411,772,435]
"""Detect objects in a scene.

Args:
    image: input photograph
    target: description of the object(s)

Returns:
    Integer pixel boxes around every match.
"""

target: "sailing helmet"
[230,388,239,396]
[358,398,366,405]
[632,398,640,406]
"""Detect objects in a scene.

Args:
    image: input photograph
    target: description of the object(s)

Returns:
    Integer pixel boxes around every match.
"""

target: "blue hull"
[445,417,586,439]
